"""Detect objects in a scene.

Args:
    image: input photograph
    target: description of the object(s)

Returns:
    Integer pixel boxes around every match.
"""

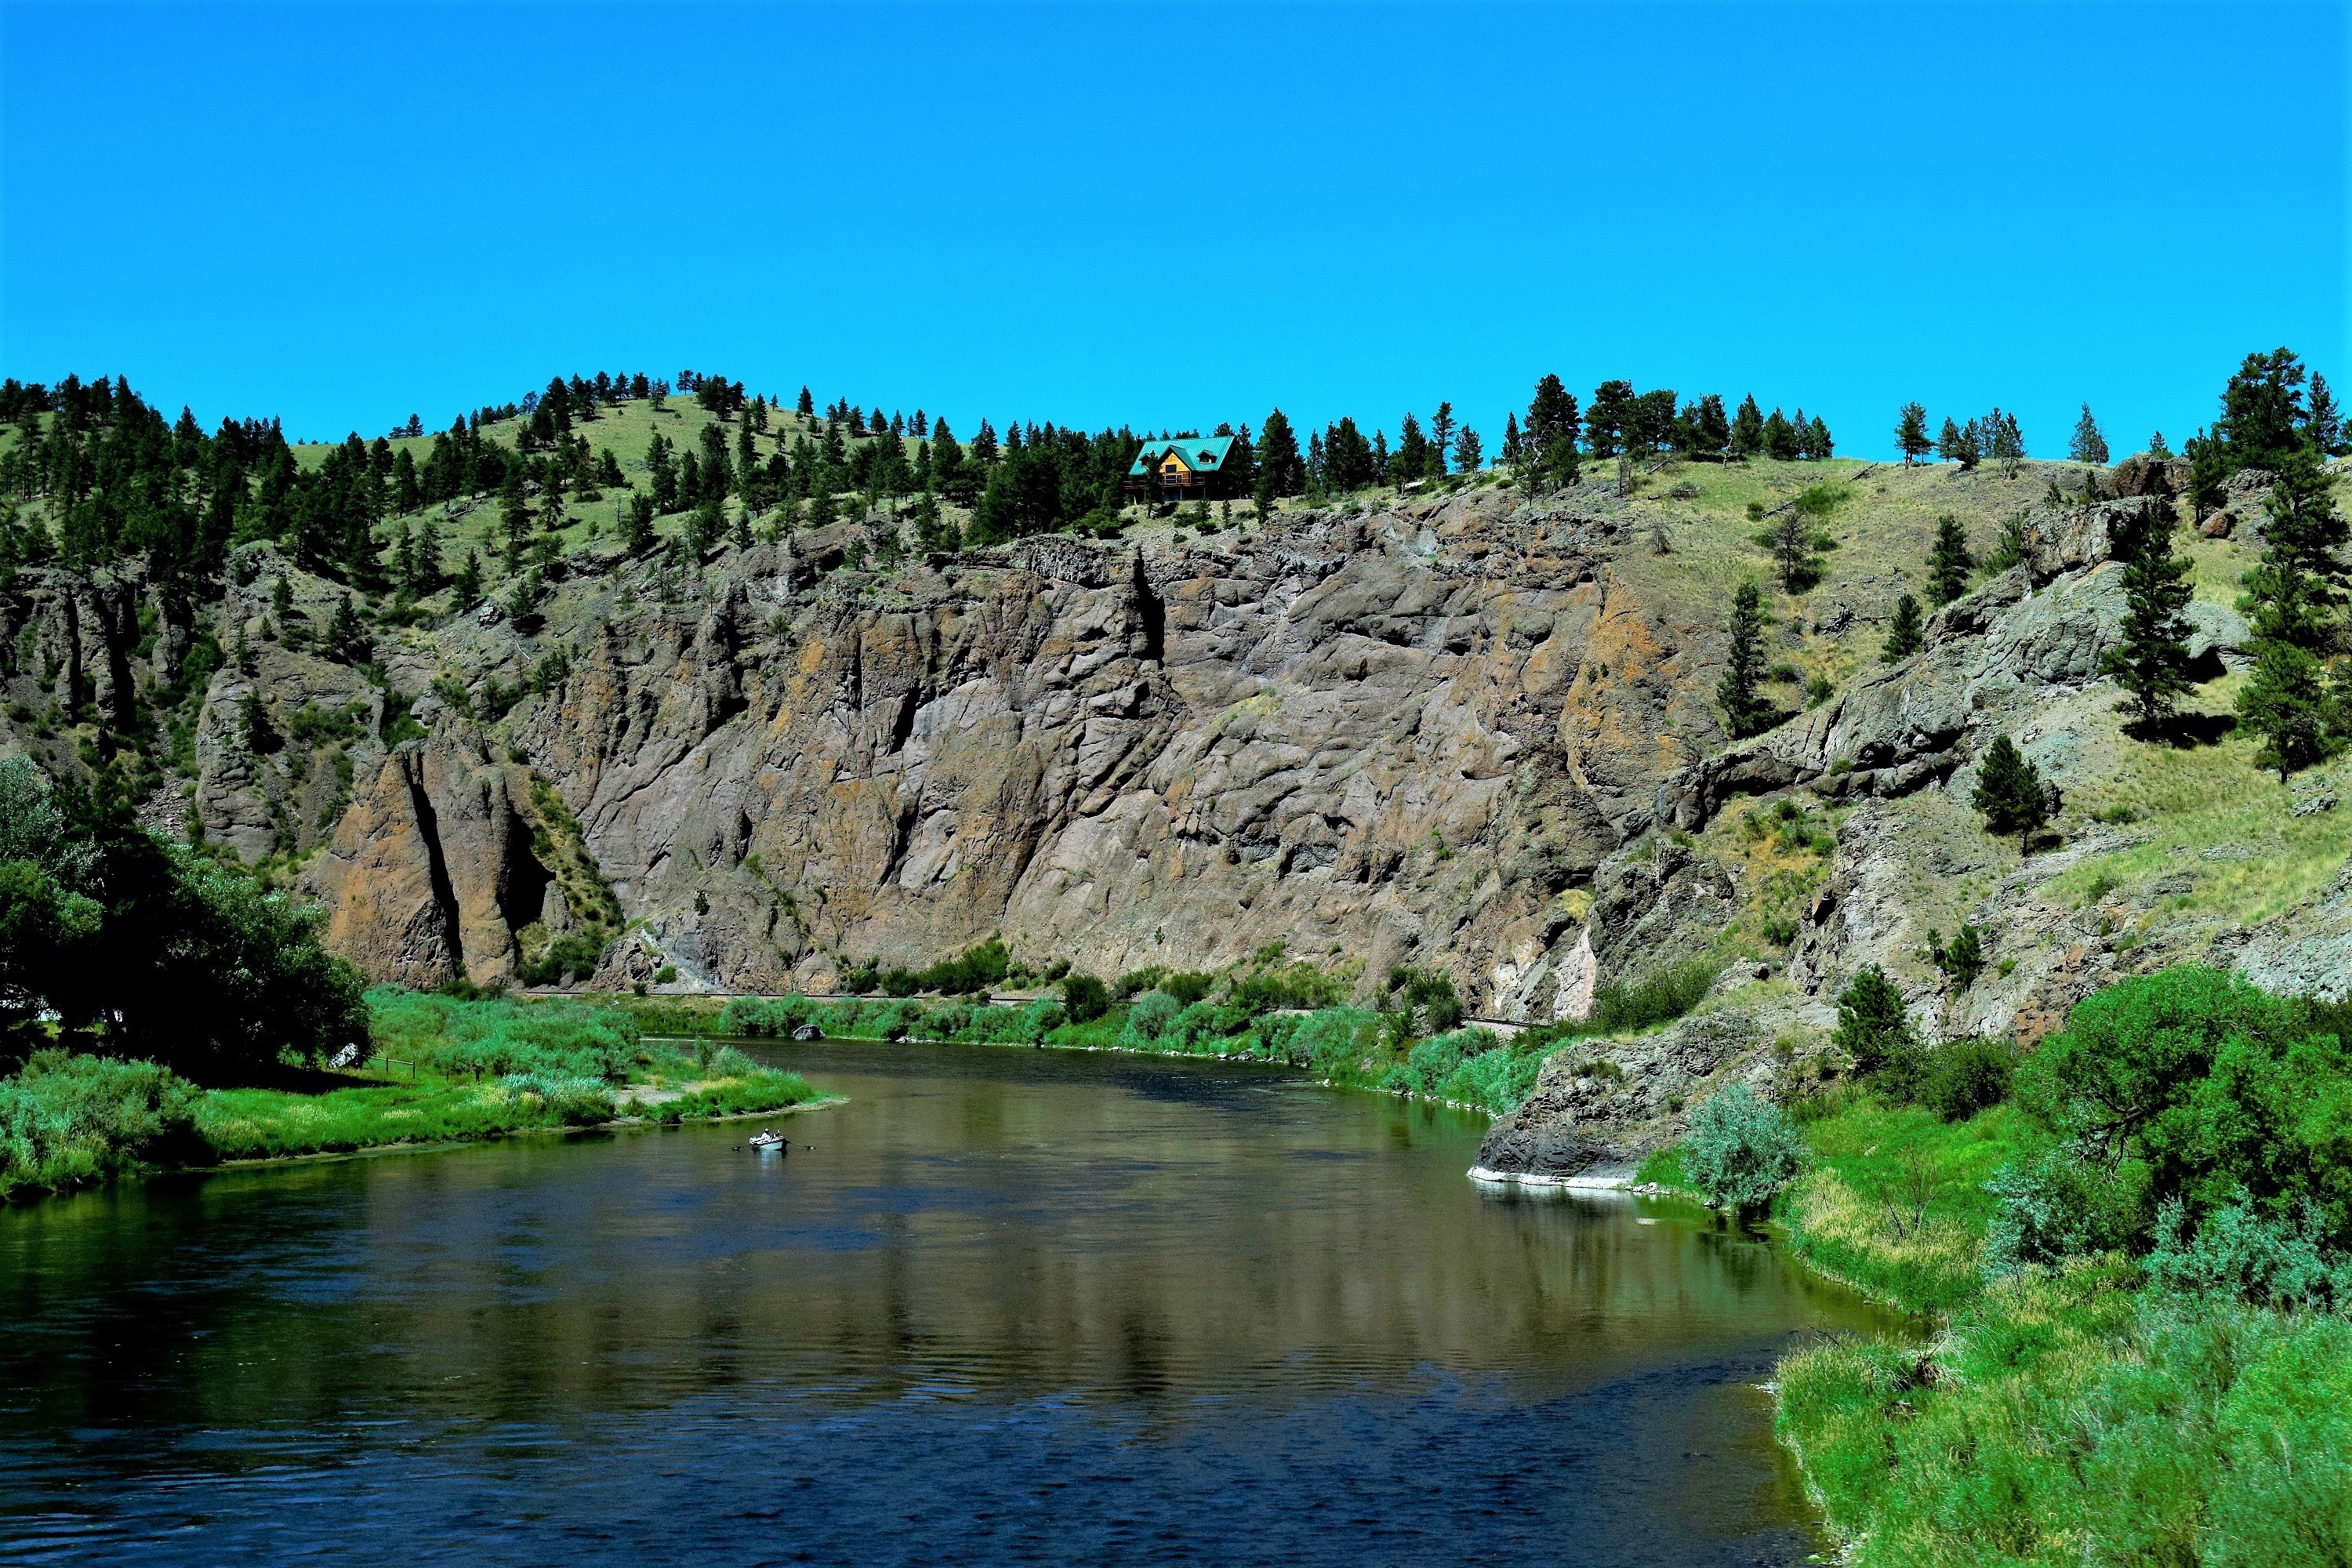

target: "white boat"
[746,1131,787,1152]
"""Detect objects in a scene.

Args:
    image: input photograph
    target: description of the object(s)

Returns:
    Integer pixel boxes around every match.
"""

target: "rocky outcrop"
[312,728,557,987]
[1653,514,2249,835]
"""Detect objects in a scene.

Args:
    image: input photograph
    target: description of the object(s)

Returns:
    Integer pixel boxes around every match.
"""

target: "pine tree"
[1895,402,1932,464]
[1584,380,1635,458]
[1730,394,1764,459]
[1880,593,1924,663]
[1500,411,1523,470]
[646,432,677,513]
[2238,639,2338,782]
[2310,373,2344,457]
[1938,416,1980,470]
[1717,581,1773,739]
[1832,964,1918,1080]
[2069,404,2110,465]
[1809,416,1834,459]
[797,386,814,419]
[1255,409,1303,505]
[2234,448,2349,776]
[325,593,364,663]
[452,549,483,610]
[414,516,442,590]
[1927,514,1973,604]
[1394,414,1429,484]
[2100,487,2196,737]
[1762,509,1817,593]
[1453,426,1482,473]
[623,493,655,555]
[1972,734,2048,851]
[240,689,274,753]
[1525,375,1581,488]
[688,492,724,556]
[1428,402,1455,475]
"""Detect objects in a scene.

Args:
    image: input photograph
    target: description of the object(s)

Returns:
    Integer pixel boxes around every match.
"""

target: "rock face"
[34,491,1730,1011]
[313,733,556,987]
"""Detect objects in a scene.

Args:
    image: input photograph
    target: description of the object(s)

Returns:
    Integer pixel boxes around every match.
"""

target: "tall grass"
[0,1051,205,1198]
[1778,1262,2352,1566]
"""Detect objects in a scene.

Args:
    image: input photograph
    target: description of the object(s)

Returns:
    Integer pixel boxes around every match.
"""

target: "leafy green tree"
[1833,964,1921,1088]
[1928,514,1974,604]
[2070,403,2111,465]
[1895,402,1932,464]
[1973,734,2048,851]
[1881,592,1924,663]
[1762,407,1799,460]
[1717,581,1774,738]
[2016,966,2350,1243]
[2101,489,2196,736]
[0,760,367,1080]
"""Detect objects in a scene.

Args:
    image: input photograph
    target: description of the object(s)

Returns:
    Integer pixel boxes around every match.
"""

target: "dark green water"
[0,1040,1892,1566]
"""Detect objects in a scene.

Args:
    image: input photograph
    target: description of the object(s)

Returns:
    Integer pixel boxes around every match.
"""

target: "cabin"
[1125,434,1236,501]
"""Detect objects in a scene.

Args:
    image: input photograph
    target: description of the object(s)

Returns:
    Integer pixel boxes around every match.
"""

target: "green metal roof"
[1128,434,1235,476]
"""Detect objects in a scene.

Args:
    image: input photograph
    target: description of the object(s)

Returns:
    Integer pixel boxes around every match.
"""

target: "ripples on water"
[0,1040,1892,1565]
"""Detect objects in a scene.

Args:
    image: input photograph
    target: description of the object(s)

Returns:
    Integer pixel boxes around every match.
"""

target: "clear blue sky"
[3,2,2345,458]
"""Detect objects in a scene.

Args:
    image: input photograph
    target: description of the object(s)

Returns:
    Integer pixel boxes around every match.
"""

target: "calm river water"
[0,1040,1893,1566]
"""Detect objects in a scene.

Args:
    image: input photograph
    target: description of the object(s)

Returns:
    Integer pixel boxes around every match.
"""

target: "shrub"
[1682,1083,1806,1215]
[1059,974,1110,1022]
[2019,965,2349,1243]
[1588,958,1715,1034]
[0,1050,205,1196]
[1123,989,1181,1044]
[1381,965,1465,1033]
[2145,1189,2352,1308]
[1921,1036,2013,1121]
[1983,1142,2147,1275]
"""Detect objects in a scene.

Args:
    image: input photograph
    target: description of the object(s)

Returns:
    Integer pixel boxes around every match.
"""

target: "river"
[0,1039,1893,1565]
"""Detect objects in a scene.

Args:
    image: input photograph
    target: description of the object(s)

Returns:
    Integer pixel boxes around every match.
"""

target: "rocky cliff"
[9,452,2350,1186]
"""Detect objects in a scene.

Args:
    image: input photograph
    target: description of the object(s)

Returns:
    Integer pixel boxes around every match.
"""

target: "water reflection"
[0,1040,1896,1566]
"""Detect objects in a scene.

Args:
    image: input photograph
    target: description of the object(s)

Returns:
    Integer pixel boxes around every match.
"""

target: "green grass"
[1730,1080,2352,1564]
[1777,1262,2352,1566]
[0,992,827,1193]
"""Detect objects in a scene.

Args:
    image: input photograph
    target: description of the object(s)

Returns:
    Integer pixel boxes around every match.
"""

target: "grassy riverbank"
[0,990,822,1198]
[1650,967,2352,1566]
[612,947,1715,1115]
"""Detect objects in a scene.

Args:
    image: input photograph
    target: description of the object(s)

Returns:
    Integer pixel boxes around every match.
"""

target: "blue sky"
[3,2,2345,457]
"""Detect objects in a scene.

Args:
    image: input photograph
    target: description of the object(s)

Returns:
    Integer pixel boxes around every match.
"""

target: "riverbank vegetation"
[0,987,821,1199]
[619,941,1718,1116]
[1650,963,2352,1565]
